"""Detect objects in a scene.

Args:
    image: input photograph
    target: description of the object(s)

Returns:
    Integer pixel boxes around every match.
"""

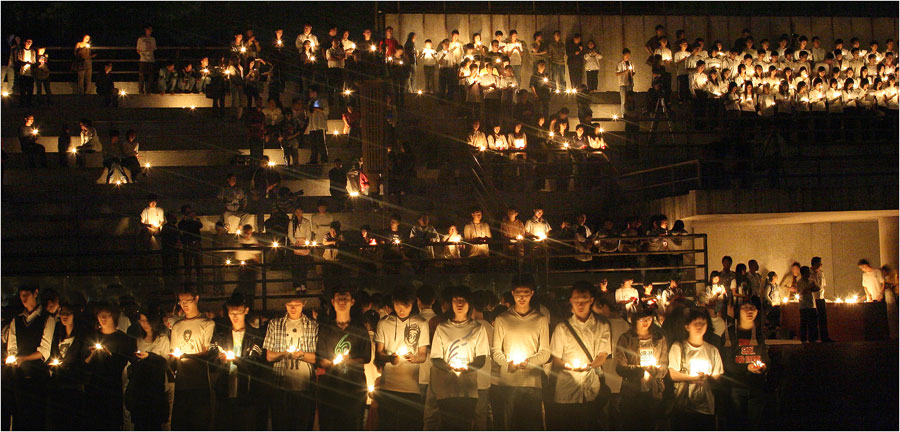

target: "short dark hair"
[655,25,665,31]
[392,286,417,306]
[858,259,871,266]
[622,48,630,55]
[569,280,594,299]
[177,283,198,298]
[811,257,822,266]
[511,274,535,291]
[417,285,436,306]
[225,293,247,309]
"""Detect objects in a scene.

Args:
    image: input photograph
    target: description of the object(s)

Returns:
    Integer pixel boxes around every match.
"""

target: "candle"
[640,354,657,367]
[752,360,765,369]
[144,162,151,168]
[392,238,401,245]
[189,105,196,110]
[49,358,60,367]
[509,351,527,365]
[535,232,547,241]
[417,90,423,95]
[287,345,297,353]
[30,128,39,136]
[565,357,585,370]
[515,234,524,241]
[119,89,127,97]
[304,240,310,246]
[611,114,619,121]
[396,346,409,357]
[689,359,711,376]
[310,56,316,62]
[1,91,9,97]
[846,295,859,304]
[370,45,377,52]
[368,384,375,393]
[548,131,555,138]
[834,297,844,303]
[333,354,344,365]
[267,160,277,167]
[333,130,340,135]
[311,241,318,247]
[448,357,468,371]
[271,241,279,248]
[94,343,103,350]
[5,356,16,365]
[201,68,209,74]
[349,191,359,197]
[240,46,247,53]
[513,139,525,149]
[782,296,789,304]
[543,77,549,83]
[554,89,561,94]
[171,347,183,358]
[344,89,352,96]
[225,350,236,361]
[240,260,246,266]
[276,39,283,47]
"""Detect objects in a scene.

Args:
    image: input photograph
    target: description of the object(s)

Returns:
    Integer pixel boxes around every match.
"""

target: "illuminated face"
[569,291,594,318]
[285,299,304,319]
[59,309,74,328]
[139,314,152,334]
[332,293,354,314]
[451,297,469,318]
[227,306,248,328]
[393,301,413,319]
[178,293,199,315]
[97,311,115,329]
[511,287,534,308]
[685,317,708,338]
[740,304,758,325]
[19,290,37,310]
[636,315,654,332]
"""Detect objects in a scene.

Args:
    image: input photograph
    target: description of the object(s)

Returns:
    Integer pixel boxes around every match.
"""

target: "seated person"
[177,63,199,93]
[157,62,179,94]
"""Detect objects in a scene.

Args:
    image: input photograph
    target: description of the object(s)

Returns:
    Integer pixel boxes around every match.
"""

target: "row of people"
[3,273,774,431]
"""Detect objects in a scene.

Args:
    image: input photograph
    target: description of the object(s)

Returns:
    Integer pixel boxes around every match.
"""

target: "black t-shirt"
[315,321,371,401]
[85,330,136,395]
[529,72,552,100]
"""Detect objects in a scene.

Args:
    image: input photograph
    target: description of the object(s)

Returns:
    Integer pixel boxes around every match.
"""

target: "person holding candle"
[316,286,372,430]
[722,298,770,430]
[668,308,723,431]
[6,285,55,430]
[616,49,635,116]
[17,113,47,168]
[548,282,611,430]
[139,194,165,249]
[490,275,550,430]
[262,291,318,430]
[169,285,216,430]
[429,286,490,430]
[859,259,885,302]
[530,60,552,119]
[84,302,137,431]
[46,303,87,430]
[128,308,172,431]
[210,295,266,430]
[374,286,429,430]
[615,303,668,431]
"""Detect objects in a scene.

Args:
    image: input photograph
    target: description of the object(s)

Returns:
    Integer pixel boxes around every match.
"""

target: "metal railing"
[39,46,227,77]
[3,233,709,310]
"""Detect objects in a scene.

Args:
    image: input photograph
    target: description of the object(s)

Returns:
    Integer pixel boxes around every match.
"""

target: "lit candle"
[332,130,340,136]
[240,46,247,53]
[119,89,127,97]
[271,241,279,248]
[201,68,209,74]
[344,89,352,96]
[94,343,103,350]
[5,356,16,365]
[349,191,360,197]
[689,359,711,376]
[509,351,527,366]
[392,238,401,245]
[1,91,9,97]
[368,238,377,246]
[535,232,547,241]
[267,160,277,167]
[287,345,297,353]
[276,39,283,47]
[144,162,151,168]
[240,260,246,266]
[225,258,232,265]
[310,56,316,62]
[49,358,61,367]
[189,105,196,110]
[31,128,39,136]
[640,354,657,368]
[543,77,549,83]
[449,357,469,374]
[752,360,765,369]
[304,240,310,246]
[515,234,524,241]
[370,45,377,52]
[310,241,317,247]
[781,296,789,304]
[513,139,525,149]
[834,297,844,303]
[417,90,423,95]
[398,60,404,65]
[368,384,375,393]
[171,347,183,358]
[548,131,555,138]
[611,114,619,121]
[565,357,585,370]
[225,350,236,361]
[846,295,859,304]
[396,346,409,357]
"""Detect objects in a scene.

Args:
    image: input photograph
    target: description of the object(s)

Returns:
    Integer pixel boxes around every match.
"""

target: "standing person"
[33,47,51,105]
[129,309,172,431]
[317,287,373,430]
[549,282,611,430]
[429,286,490,430]
[6,285,56,431]
[615,305,668,431]
[287,206,314,292]
[169,285,216,430]
[859,259,885,302]
[615,277,640,320]
[14,38,36,107]
[566,33,585,88]
[616,49,635,115]
[47,304,87,431]
[374,286,430,431]
[404,32,418,93]
[668,308,724,431]
[211,295,267,431]
[810,257,834,342]
[263,293,318,430]
[178,206,204,283]
[136,25,157,94]
[73,34,94,94]
[722,298,770,430]
[583,40,602,92]
[530,60,552,119]
[328,159,348,210]
[490,276,550,430]
[797,266,820,343]
[547,31,567,90]
[84,303,136,431]
[305,87,329,164]
[463,207,492,258]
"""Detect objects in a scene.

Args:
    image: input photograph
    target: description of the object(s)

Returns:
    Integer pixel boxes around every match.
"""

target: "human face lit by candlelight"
[285,299,304,320]
[533,209,543,219]
[685,317,708,339]
[569,290,594,321]
[451,297,470,321]
[59,308,74,328]
[471,210,483,224]
[332,293,355,314]
[97,311,116,332]
[227,306,249,329]
[19,289,38,312]
[636,315,654,333]
[393,301,413,319]
[511,286,534,310]
[138,313,152,335]
[178,293,199,317]
[739,303,758,327]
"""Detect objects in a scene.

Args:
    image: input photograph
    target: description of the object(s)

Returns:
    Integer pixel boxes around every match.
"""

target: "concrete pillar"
[878,216,899,270]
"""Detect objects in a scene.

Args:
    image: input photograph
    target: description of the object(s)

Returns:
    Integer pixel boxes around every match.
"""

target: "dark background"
[2,1,897,48]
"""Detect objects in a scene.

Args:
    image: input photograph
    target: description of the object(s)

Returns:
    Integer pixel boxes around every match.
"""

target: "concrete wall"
[386,14,899,92]
[686,218,881,300]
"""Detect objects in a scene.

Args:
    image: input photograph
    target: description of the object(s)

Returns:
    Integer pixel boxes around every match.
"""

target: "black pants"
[677,74,690,102]
[586,70,599,91]
[568,62,583,87]
[439,67,456,100]
[16,75,34,106]
[13,371,48,431]
[318,384,365,431]
[306,130,327,164]
[47,387,84,430]
[496,385,543,430]
[271,389,315,430]
[21,143,47,168]
[815,299,831,341]
[376,390,423,430]
[620,391,658,430]
[86,391,124,431]
[799,307,819,342]
[436,397,477,430]
[172,388,211,430]
[139,62,154,93]
[551,401,597,430]
[214,397,258,430]
[728,386,767,430]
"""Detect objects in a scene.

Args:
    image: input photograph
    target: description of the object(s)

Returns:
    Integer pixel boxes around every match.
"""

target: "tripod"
[648,96,676,146]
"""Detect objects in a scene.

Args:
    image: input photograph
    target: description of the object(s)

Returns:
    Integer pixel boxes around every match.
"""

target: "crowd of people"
[4,255,896,431]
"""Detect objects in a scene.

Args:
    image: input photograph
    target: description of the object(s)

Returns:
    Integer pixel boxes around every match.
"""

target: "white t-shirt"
[549,314,611,403]
[668,340,723,415]
[283,318,315,390]
[615,286,640,315]
[375,314,430,394]
[862,269,885,301]
[430,319,490,399]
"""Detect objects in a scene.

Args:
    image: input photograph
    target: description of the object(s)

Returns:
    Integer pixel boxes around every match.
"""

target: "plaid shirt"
[263,314,318,379]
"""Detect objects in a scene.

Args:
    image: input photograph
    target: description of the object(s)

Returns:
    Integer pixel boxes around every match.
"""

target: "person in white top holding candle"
[430,286,490,430]
[668,308,723,430]
[859,259,885,302]
[491,275,550,430]
[420,39,438,94]
[169,285,216,430]
[464,207,492,257]
[374,286,430,430]
[615,303,668,430]
[549,282,611,430]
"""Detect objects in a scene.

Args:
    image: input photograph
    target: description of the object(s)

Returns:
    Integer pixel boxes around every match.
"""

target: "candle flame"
[392,238,401,245]
[834,297,844,303]
[1,91,9,97]
[846,295,859,304]
[5,356,15,365]
[396,346,409,357]
[565,358,585,370]
[271,241,279,248]
[640,355,657,367]
[304,240,310,246]
[535,232,547,241]
[689,359,711,376]
[782,297,789,304]
[368,384,375,393]
[333,130,340,136]
[267,160,276,167]
[31,128,39,136]
[333,354,344,364]
[287,345,297,353]
[49,358,60,366]
[225,350,236,361]
[611,114,619,121]
[509,351,527,365]
[417,90,423,95]
[172,347,183,358]
[119,89,127,96]
[344,89,352,96]
[240,260,246,266]
[225,258,232,265]
[349,191,360,197]
[370,45,377,52]
[311,241,318,247]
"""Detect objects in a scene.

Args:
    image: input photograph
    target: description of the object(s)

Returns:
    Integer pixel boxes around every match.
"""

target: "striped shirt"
[263,314,318,382]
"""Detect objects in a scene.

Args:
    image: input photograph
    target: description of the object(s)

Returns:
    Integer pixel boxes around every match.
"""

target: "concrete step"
[2,210,384,241]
